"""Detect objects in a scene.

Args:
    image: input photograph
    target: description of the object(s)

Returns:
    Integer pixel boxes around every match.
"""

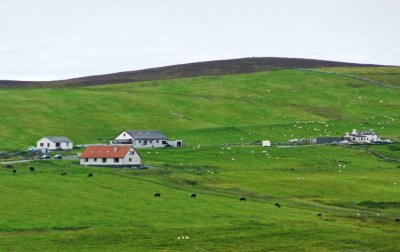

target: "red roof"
[80,145,131,158]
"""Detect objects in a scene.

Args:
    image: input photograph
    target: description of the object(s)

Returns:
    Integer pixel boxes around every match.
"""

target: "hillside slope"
[1,66,400,251]
[0,57,385,88]
[0,68,399,150]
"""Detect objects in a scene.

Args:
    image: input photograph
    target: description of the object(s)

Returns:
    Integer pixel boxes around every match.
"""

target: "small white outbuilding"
[262,140,271,147]
[36,136,73,150]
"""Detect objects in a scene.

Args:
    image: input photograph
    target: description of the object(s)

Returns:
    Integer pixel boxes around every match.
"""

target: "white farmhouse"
[80,145,141,167]
[344,129,380,143]
[36,136,73,150]
[111,130,182,148]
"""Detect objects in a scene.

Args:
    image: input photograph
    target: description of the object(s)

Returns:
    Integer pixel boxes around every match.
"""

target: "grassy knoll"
[0,67,400,251]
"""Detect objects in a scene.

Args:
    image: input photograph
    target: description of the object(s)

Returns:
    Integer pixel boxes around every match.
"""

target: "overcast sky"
[0,0,399,81]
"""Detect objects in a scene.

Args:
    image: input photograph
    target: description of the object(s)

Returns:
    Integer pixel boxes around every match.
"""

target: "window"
[47,143,50,147]
[139,140,141,143]
[149,140,153,144]
[84,158,88,162]
[114,158,119,163]
[102,158,107,163]
[130,151,135,155]
[129,158,132,162]
[123,133,126,136]
[40,143,44,147]
[94,158,97,162]
[66,142,69,146]
[156,140,159,143]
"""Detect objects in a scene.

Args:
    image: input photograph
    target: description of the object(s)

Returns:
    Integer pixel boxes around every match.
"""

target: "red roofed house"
[80,145,141,167]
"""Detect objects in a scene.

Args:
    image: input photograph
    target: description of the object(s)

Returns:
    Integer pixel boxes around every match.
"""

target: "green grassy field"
[1,68,399,150]
[0,67,400,251]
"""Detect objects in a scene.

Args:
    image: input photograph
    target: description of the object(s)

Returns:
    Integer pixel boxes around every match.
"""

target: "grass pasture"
[1,144,400,251]
[0,67,400,251]
[0,68,400,150]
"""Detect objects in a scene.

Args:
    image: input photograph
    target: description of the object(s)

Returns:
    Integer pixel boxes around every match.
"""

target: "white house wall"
[122,149,141,164]
[36,138,73,150]
[114,131,133,141]
[132,139,167,148]
[346,134,380,143]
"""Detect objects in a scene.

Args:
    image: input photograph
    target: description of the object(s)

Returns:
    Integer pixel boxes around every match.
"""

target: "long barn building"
[80,145,141,167]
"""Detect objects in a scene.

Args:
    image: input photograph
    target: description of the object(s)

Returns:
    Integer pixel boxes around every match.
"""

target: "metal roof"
[125,130,168,140]
[80,145,131,158]
[43,136,72,142]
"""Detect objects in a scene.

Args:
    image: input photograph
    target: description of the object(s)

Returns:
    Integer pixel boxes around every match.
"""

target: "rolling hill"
[0,57,386,88]
[0,61,400,251]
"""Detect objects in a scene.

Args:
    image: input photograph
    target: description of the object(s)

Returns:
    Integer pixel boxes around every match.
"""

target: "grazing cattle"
[154,193,161,197]
[191,194,197,198]
[317,213,322,217]
[12,169,16,174]
[275,203,281,208]
[88,173,93,178]
[240,197,246,202]
[396,218,400,222]
[5,165,13,169]
[29,167,35,172]
[60,172,67,176]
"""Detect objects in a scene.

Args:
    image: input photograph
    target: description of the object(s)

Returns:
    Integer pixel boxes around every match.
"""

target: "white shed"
[262,140,271,147]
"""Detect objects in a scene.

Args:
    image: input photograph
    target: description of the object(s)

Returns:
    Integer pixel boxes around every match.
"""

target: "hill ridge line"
[0,57,389,88]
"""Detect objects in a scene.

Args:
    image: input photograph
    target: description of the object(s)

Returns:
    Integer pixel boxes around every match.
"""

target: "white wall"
[132,139,167,148]
[122,149,141,165]
[114,131,133,141]
[347,134,380,143]
[36,138,73,150]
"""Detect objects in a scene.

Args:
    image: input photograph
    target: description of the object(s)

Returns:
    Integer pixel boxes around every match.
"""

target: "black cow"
[88,173,93,178]
[317,213,322,217]
[395,218,400,222]
[154,193,161,197]
[191,194,197,198]
[5,165,13,169]
[12,169,16,174]
[29,167,35,172]
[275,203,281,208]
[240,197,246,202]
[60,172,67,176]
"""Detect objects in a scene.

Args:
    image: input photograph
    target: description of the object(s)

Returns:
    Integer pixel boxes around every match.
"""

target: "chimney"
[113,146,118,152]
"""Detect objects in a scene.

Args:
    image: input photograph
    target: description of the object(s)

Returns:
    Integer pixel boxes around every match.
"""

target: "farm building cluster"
[309,129,392,145]
[30,128,393,168]
[31,130,182,168]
